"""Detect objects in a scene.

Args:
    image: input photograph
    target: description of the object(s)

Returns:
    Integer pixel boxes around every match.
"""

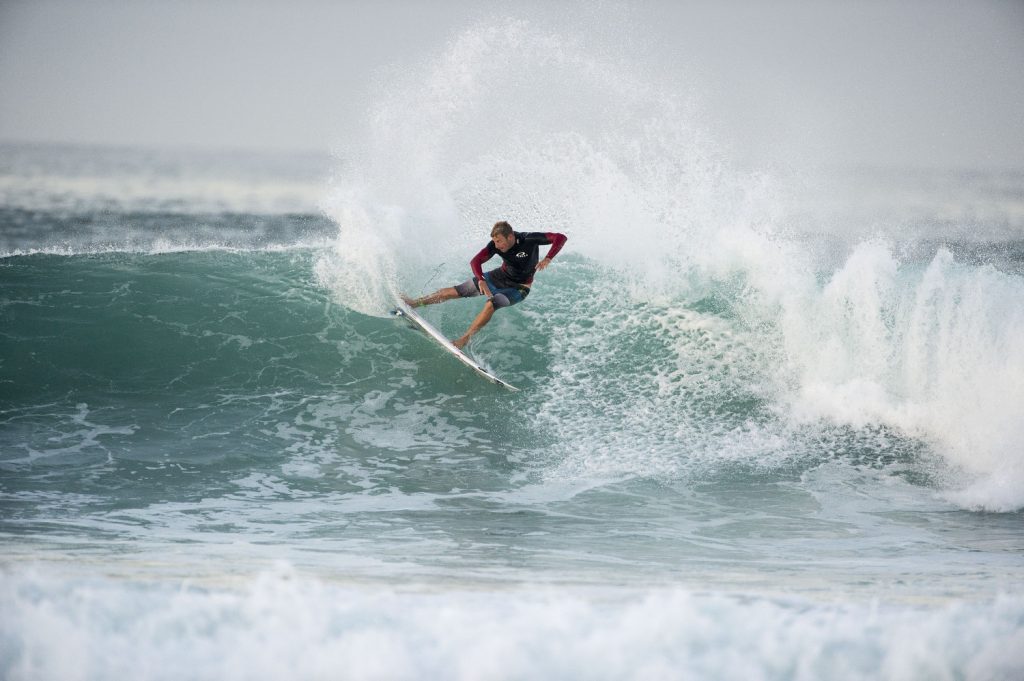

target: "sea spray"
[315,18,728,309]
[3,567,1023,681]
[314,18,1024,511]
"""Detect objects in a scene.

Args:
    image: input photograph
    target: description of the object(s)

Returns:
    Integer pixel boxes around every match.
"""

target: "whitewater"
[2,19,1024,681]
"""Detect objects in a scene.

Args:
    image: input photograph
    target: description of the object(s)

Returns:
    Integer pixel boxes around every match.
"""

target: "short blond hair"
[491,221,513,238]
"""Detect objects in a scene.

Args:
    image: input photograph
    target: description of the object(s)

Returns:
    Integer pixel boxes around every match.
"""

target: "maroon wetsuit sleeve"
[470,244,493,280]
[544,232,567,260]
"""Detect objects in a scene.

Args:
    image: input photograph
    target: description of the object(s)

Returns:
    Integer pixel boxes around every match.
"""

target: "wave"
[4,245,1023,513]
[0,142,330,216]
[3,567,1022,681]
[309,19,1024,511]
[774,243,1024,511]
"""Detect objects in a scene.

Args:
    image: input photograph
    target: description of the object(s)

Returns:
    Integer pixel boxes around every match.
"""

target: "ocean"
[3,22,1024,681]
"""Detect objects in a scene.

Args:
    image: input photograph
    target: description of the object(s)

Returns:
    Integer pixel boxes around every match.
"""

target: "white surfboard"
[392,297,519,392]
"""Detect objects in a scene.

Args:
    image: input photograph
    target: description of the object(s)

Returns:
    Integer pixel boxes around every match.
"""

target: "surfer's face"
[493,233,515,252]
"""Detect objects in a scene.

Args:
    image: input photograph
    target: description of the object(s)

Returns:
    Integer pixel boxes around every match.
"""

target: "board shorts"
[454,269,530,309]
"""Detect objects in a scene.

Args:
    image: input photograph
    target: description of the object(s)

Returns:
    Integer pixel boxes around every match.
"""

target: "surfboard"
[392,297,519,392]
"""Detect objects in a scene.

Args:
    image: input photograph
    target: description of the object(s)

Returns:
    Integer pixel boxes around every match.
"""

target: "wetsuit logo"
[516,251,528,258]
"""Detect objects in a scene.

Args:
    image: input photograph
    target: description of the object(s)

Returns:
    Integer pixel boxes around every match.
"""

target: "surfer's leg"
[410,277,488,307]
[406,287,460,307]
[453,300,495,349]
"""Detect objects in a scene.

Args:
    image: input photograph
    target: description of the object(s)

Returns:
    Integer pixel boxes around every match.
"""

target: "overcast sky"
[1,0,1022,169]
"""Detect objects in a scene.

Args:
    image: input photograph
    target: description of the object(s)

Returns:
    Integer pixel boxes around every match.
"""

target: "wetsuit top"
[470,231,567,286]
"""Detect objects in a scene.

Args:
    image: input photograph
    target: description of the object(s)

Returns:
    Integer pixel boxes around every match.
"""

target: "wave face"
[4,245,1023,512]
[2,17,1024,681]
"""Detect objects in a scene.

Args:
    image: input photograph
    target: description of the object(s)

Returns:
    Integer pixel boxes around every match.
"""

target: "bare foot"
[452,336,469,350]
[401,294,416,306]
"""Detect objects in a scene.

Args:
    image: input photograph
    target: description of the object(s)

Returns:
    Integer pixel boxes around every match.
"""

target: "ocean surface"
[3,23,1024,681]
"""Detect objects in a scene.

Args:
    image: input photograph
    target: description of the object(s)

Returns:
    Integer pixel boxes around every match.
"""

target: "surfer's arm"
[470,244,494,295]
[536,232,567,271]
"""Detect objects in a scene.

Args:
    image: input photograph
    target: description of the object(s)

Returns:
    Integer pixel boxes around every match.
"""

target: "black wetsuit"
[470,231,567,287]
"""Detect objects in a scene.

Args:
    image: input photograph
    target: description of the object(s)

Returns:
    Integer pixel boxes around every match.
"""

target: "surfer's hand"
[479,281,492,298]
[536,257,552,272]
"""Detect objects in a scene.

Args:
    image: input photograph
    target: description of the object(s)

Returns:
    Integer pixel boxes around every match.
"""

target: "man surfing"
[403,221,568,349]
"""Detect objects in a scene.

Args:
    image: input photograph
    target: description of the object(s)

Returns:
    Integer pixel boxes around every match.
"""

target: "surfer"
[404,221,567,349]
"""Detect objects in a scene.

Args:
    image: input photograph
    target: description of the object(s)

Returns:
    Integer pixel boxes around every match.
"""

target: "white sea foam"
[2,567,1022,681]
[772,245,1024,511]
[4,403,137,465]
